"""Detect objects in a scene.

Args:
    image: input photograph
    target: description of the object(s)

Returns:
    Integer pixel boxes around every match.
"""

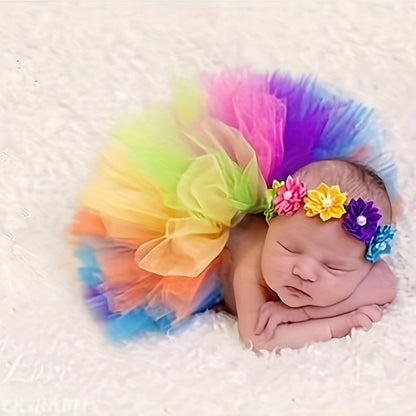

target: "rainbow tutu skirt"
[68,69,397,340]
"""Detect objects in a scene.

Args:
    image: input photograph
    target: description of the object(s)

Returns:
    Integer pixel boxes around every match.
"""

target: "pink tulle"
[200,69,286,181]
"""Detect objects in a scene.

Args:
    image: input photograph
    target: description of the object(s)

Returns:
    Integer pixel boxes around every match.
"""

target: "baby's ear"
[390,198,403,224]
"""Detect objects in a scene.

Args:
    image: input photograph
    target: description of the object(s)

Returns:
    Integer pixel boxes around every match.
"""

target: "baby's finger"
[263,317,280,340]
[254,303,274,335]
[358,305,383,323]
[366,305,383,322]
[254,313,267,335]
[350,312,373,331]
[359,314,373,331]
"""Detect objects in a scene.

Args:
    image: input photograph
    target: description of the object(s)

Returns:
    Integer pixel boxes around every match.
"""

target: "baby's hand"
[348,304,383,331]
[329,304,383,339]
[254,301,292,340]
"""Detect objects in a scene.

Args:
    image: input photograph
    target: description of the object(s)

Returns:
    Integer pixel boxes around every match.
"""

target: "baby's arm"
[255,259,397,340]
[256,305,383,351]
[227,215,277,347]
[233,268,273,348]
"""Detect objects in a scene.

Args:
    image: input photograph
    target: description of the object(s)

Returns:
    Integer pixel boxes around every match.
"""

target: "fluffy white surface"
[1,1,416,415]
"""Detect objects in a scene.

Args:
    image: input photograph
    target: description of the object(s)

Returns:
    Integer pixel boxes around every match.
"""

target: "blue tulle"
[106,308,163,340]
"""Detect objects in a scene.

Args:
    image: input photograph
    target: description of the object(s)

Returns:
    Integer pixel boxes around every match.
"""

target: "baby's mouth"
[285,285,310,297]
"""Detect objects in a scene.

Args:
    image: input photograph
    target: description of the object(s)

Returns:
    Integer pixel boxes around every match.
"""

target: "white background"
[1,1,415,415]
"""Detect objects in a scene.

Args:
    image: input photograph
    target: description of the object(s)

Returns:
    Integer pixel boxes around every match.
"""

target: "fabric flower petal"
[264,179,284,222]
[273,175,307,216]
[343,198,382,242]
[303,183,347,221]
[365,225,396,262]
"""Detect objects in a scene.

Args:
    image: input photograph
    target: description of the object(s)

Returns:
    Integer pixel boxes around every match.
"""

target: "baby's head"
[261,159,396,308]
[294,159,393,225]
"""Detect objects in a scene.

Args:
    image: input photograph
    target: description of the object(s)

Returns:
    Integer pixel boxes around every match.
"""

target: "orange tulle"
[79,234,223,323]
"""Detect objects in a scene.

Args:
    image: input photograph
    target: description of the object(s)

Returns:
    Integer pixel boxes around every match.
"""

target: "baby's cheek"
[315,274,351,305]
[347,265,372,290]
[263,260,286,288]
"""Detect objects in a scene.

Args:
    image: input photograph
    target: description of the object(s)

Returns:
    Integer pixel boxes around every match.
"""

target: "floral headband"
[264,176,396,263]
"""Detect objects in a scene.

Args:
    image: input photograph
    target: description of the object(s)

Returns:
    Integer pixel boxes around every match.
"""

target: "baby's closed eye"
[277,241,297,253]
[324,264,344,271]
[323,263,356,273]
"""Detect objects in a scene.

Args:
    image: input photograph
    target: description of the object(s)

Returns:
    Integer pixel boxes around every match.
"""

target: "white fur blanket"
[1,2,415,415]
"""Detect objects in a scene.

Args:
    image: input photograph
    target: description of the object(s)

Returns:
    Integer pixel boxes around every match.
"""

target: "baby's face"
[261,210,372,308]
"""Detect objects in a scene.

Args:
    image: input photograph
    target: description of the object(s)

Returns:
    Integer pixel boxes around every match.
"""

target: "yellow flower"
[303,183,347,221]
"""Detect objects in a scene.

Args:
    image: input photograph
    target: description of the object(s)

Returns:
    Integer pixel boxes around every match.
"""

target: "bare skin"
[220,213,397,352]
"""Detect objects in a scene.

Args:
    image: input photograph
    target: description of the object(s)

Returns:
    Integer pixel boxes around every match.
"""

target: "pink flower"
[273,176,307,216]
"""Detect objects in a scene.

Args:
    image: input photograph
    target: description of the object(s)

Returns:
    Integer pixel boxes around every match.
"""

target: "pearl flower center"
[376,242,387,251]
[283,190,293,200]
[356,215,367,226]
[321,196,332,208]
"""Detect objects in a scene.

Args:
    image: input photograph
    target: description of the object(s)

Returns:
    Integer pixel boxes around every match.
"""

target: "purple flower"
[365,225,396,262]
[342,198,382,243]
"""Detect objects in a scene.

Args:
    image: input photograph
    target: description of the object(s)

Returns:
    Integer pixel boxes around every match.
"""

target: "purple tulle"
[85,289,111,319]
[267,72,376,182]
[201,69,396,196]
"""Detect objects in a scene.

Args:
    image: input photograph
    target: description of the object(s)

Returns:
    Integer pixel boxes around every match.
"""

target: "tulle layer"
[69,68,398,339]
[202,69,398,196]
[74,236,223,339]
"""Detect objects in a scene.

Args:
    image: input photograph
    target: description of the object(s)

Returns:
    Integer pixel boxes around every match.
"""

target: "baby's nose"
[292,256,319,282]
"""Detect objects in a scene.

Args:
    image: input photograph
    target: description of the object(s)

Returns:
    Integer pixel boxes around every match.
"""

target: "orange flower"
[303,183,347,221]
